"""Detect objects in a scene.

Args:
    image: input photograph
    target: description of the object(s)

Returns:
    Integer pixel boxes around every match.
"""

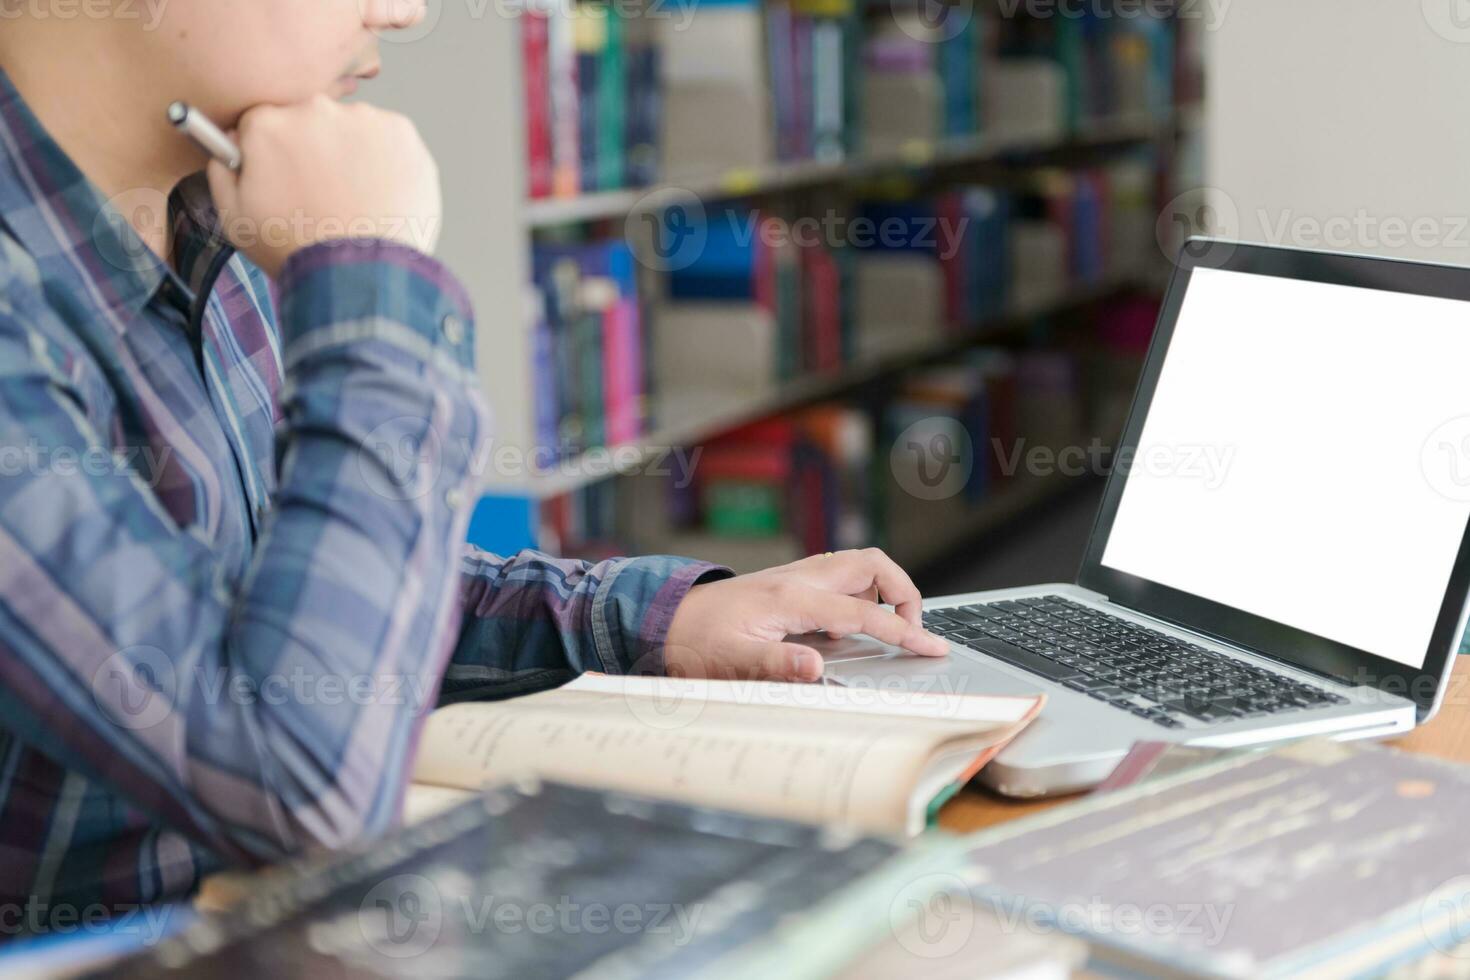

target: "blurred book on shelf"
[531,239,647,459]
[539,331,1143,572]
[520,0,1193,200]
[507,0,1198,570]
[532,260,1158,573]
[524,0,667,197]
[661,0,774,180]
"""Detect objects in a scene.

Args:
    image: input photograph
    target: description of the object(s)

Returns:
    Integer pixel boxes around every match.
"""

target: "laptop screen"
[1100,266,1470,670]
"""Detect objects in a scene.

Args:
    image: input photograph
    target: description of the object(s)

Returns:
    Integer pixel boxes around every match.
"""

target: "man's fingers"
[802,549,926,625]
[801,590,947,657]
[746,641,825,682]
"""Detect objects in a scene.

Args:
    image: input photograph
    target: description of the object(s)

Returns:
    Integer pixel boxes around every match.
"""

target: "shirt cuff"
[589,557,734,676]
[275,238,476,376]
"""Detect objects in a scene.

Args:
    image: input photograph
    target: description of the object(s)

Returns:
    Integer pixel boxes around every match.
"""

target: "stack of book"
[525,161,1155,474]
[531,239,647,459]
[990,1,1176,131]
[937,186,1013,328]
[540,283,1162,569]
[654,204,850,401]
[675,407,876,560]
[1010,154,1159,310]
[647,348,1082,565]
[522,0,663,198]
[767,0,864,162]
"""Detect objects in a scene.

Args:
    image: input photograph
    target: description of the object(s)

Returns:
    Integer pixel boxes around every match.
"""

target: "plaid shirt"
[0,69,725,930]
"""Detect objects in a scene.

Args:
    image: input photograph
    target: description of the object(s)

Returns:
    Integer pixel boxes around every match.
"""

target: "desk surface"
[939,653,1470,834]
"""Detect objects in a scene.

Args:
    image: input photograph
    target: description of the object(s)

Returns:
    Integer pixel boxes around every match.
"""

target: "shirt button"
[445,487,467,510]
[441,314,466,346]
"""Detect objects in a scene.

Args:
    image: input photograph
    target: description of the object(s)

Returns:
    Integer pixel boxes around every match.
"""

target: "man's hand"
[663,549,949,683]
[206,96,441,278]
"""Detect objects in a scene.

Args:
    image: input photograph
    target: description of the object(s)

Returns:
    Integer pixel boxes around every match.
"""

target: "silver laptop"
[821,239,1470,796]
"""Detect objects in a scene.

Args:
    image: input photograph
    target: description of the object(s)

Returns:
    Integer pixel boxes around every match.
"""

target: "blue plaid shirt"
[0,69,725,930]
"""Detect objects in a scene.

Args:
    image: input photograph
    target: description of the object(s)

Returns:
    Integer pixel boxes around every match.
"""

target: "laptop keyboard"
[923,596,1349,728]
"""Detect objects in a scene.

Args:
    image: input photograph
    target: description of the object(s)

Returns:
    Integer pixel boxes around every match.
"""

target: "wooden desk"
[939,654,1470,834]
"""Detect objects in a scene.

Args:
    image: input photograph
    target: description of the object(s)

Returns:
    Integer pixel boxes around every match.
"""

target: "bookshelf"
[522,107,1189,228]
[371,0,1205,569]
[507,272,1155,498]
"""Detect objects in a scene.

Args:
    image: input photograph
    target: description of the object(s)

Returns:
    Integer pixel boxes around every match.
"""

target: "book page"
[562,673,1040,724]
[413,689,1020,835]
[400,783,476,825]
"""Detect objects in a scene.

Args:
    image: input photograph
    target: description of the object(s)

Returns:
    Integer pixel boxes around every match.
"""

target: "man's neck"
[0,29,205,261]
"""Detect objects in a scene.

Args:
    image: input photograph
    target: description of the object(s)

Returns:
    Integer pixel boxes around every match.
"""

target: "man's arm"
[441,548,732,703]
[443,542,955,700]
[0,237,486,866]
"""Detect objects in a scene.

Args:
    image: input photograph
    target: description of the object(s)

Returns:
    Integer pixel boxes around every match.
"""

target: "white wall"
[369,7,536,484]
[1206,0,1470,265]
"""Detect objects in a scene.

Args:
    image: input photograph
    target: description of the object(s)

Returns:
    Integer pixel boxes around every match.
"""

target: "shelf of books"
[373,0,1205,573]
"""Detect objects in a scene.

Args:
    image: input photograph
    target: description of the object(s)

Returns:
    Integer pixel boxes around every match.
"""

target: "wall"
[1204,0,1470,265]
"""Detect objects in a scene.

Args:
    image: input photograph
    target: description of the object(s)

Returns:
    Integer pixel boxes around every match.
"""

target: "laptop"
[819,239,1470,796]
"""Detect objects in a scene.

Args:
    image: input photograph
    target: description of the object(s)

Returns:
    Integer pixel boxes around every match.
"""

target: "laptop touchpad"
[795,633,904,663]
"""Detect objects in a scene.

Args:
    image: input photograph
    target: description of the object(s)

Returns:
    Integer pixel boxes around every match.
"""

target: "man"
[0,0,947,928]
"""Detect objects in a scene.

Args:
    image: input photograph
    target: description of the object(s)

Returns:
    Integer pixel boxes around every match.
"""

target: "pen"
[167,101,242,172]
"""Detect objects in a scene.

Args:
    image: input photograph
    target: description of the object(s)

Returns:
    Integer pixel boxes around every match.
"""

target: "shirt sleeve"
[441,548,733,703]
[0,239,488,866]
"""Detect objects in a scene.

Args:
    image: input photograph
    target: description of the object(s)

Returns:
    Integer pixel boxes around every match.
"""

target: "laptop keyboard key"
[962,636,1083,683]
[944,595,1346,723]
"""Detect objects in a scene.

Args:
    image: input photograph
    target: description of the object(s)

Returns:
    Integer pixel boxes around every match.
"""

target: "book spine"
[624,25,661,187]
[546,261,585,453]
[963,388,990,504]
[601,296,642,445]
[811,20,844,161]
[597,9,626,191]
[775,238,801,381]
[938,15,977,137]
[1056,16,1086,129]
[806,246,842,372]
[1042,173,1077,280]
[578,307,605,449]
[791,14,813,160]
[936,191,968,329]
[529,286,561,460]
[1073,171,1105,284]
[841,7,863,155]
[794,444,829,554]
[964,187,1008,320]
[575,9,602,195]
[547,4,581,197]
[766,2,796,161]
[522,11,554,200]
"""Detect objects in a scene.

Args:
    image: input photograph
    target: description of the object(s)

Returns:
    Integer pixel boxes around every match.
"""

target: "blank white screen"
[1101,266,1470,669]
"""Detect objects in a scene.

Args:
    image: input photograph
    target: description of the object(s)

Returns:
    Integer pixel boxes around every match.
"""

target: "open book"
[408,674,1043,836]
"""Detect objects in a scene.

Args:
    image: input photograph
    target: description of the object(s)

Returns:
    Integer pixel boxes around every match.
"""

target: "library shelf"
[887,464,1093,572]
[522,108,1191,229]
[641,450,1095,576]
[501,274,1162,499]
